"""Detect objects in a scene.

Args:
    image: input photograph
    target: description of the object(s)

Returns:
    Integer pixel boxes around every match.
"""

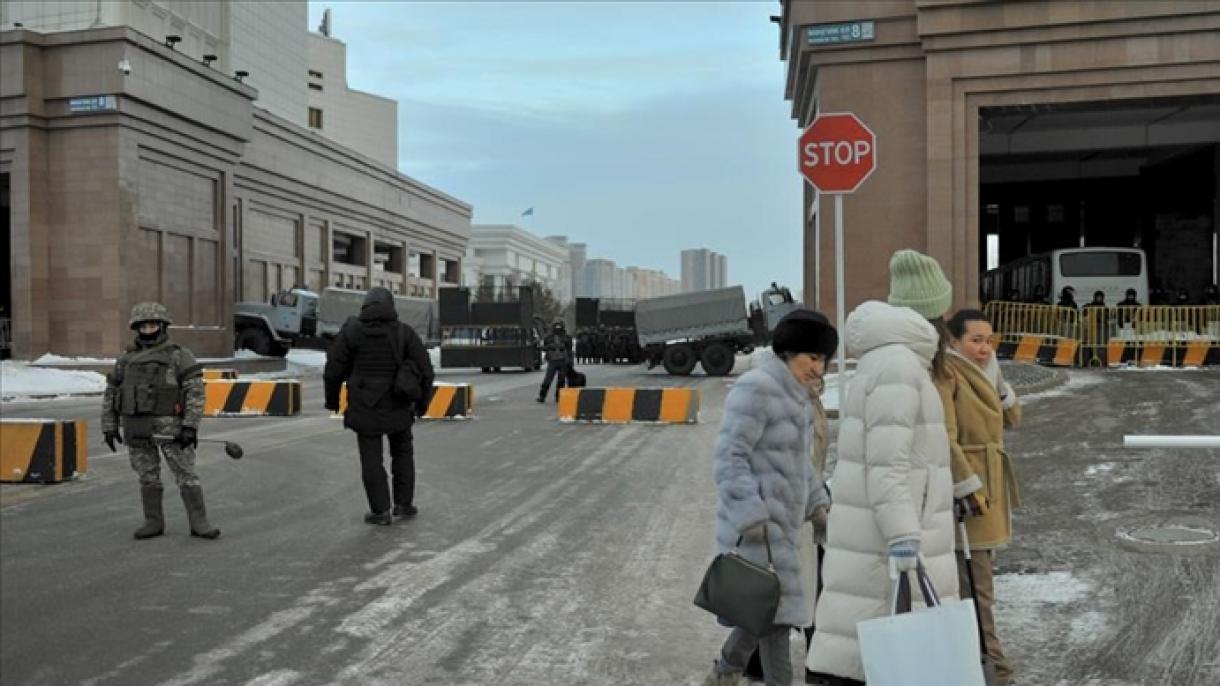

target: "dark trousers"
[538,360,568,399]
[356,429,414,514]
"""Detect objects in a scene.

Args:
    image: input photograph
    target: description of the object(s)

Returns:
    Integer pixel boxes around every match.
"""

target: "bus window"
[1059,251,1142,277]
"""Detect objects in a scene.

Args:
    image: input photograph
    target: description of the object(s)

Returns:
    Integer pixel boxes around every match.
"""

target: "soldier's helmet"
[129,302,173,329]
[553,320,566,332]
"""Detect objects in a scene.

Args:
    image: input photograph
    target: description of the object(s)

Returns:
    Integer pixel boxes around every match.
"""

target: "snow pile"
[32,353,116,365]
[1,360,108,399]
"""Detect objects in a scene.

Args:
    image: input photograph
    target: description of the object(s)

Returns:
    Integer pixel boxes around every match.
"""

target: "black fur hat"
[772,309,838,360]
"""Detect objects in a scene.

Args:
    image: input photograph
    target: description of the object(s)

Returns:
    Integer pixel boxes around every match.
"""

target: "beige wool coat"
[937,350,1022,550]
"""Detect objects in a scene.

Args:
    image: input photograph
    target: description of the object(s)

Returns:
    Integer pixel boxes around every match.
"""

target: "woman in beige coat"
[937,308,1022,686]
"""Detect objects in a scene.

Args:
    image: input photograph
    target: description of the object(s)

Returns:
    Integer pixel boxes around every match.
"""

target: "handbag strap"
[733,523,774,567]
[891,562,940,615]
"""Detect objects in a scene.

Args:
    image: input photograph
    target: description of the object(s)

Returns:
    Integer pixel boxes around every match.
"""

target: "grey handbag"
[693,525,781,637]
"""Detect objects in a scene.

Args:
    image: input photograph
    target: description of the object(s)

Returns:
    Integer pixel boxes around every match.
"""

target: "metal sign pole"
[835,193,846,381]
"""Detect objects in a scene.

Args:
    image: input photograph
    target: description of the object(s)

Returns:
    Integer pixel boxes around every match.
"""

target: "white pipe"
[1124,435,1220,449]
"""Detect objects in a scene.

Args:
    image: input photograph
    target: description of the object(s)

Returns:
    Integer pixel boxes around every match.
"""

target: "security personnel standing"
[537,321,573,403]
[102,302,218,540]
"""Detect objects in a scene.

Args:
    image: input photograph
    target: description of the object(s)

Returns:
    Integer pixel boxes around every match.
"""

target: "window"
[308,107,323,129]
[308,83,322,91]
[1059,252,1142,277]
[308,70,323,79]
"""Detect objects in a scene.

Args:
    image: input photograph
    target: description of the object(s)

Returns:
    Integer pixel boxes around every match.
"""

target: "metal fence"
[985,302,1220,367]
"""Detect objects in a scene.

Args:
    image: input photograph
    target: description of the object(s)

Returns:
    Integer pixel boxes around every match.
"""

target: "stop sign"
[798,112,876,193]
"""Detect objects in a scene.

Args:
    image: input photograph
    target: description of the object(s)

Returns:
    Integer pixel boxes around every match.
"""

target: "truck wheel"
[701,343,734,376]
[662,344,697,376]
[235,327,272,356]
[268,342,290,358]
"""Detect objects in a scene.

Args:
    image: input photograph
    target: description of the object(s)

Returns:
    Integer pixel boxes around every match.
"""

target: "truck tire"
[662,344,697,376]
[700,343,734,377]
[236,327,273,356]
[268,342,290,358]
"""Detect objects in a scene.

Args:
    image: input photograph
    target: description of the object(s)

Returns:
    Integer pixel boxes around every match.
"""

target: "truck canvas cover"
[634,286,750,346]
[318,288,437,342]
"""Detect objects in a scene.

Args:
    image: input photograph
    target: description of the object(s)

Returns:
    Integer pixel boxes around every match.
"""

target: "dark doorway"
[979,95,1220,303]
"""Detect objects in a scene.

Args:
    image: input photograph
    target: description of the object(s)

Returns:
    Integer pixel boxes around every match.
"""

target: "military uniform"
[102,302,219,540]
[537,323,573,403]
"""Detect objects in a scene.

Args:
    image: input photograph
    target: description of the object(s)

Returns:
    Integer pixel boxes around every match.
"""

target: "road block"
[203,379,302,417]
[557,387,701,424]
[0,419,88,483]
[202,369,239,380]
[337,383,474,420]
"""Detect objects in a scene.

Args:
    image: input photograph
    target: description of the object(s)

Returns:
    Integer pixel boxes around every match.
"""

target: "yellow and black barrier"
[986,302,1220,368]
[0,419,87,483]
[337,383,474,420]
[557,387,701,424]
[202,369,239,380]
[203,380,302,417]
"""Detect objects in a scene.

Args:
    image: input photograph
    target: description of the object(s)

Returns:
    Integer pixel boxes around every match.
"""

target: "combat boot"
[179,485,221,539]
[702,660,741,686]
[133,485,165,539]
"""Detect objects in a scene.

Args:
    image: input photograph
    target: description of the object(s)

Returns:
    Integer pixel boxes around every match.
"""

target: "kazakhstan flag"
[521,207,534,217]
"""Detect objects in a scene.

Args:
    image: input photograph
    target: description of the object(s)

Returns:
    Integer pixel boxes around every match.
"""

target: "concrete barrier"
[337,383,474,420]
[0,419,88,483]
[203,380,302,417]
[557,387,700,424]
[202,369,239,380]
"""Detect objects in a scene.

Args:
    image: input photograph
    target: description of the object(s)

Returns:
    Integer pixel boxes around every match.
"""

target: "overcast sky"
[307,1,804,299]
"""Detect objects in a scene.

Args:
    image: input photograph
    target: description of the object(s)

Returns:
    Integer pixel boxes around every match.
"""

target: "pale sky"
[308,0,804,299]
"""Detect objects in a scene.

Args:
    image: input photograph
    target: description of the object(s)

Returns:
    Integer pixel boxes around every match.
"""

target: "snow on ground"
[994,570,1104,650]
[32,353,115,365]
[1,360,108,399]
[1019,370,1105,402]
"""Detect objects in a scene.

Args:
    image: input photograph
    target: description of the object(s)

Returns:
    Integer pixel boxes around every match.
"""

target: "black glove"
[176,426,198,450]
[103,430,123,453]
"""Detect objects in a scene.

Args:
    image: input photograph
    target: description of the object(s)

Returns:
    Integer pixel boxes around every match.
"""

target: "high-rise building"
[681,248,728,291]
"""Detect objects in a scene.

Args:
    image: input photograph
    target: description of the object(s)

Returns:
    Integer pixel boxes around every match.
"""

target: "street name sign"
[807,21,875,46]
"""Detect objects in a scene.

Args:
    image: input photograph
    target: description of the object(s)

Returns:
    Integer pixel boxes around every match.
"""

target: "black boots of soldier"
[133,485,165,539]
[179,485,221,539]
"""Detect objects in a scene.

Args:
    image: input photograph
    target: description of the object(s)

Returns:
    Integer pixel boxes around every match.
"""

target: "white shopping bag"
[857,565,985,686]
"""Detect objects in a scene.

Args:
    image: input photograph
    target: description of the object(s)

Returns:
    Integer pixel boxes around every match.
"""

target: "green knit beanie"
[888,249,952,319]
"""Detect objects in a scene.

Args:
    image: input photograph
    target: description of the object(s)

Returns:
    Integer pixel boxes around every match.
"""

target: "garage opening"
[979,95,1220,305]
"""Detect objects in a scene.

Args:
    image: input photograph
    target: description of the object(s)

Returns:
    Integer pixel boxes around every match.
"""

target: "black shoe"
[536,396,545,403]
[393,504,418,519]
[364,511,393,526]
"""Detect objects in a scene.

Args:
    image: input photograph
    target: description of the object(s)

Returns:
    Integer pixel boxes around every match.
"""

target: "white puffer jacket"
[806,301,959,681]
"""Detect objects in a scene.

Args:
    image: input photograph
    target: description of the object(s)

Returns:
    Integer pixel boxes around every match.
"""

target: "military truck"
[635,284,799,376]
[234,287,439,356]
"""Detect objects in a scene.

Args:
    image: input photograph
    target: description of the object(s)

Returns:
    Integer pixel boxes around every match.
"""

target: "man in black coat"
[324,288,435,525]
[537,321,573,403]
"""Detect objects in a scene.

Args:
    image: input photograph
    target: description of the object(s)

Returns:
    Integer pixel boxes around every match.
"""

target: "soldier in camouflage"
[101,302,220,540]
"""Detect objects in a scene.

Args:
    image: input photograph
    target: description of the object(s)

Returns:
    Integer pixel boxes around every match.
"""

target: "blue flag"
[521,207,534,217]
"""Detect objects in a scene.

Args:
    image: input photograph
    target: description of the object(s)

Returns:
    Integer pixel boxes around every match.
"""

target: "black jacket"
[324,288,435,434]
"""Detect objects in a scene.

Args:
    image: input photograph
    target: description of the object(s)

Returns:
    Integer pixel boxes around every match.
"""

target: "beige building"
[780,1,1220,320]
[307,27,397,169]
[463,224,571,302]
[1,26,469,359]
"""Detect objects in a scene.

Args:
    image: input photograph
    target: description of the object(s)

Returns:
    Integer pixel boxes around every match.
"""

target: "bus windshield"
[1059,252,1142,277]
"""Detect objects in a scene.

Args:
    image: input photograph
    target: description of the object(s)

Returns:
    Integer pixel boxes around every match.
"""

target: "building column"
[365,230,376,289]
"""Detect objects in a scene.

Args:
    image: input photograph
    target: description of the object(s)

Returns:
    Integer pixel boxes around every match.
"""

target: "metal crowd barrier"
[985,303,1220,368]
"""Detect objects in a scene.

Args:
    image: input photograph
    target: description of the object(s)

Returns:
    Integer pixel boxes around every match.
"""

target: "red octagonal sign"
[798,112,876,194]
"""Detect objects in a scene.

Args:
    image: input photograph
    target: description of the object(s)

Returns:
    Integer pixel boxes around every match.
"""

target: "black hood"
[359,287,398,323]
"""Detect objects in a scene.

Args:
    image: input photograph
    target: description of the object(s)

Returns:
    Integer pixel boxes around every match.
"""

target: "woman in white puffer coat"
[806,250,960,685]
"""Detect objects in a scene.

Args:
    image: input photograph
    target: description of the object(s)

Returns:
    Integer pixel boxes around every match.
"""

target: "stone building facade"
[780,0,1220,319]
[1,26,469,359]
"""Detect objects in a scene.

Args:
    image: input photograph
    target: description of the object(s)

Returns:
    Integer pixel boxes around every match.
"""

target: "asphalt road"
[2,362,1218,685]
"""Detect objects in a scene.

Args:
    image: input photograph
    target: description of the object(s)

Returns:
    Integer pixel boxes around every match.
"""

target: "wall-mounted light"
[202,54,217,67]
[165,35,181,49]
[234,70,249,83]
[117,57,132,75]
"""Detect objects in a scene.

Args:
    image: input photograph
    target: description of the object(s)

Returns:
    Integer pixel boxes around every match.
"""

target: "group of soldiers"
[573,326,642,365]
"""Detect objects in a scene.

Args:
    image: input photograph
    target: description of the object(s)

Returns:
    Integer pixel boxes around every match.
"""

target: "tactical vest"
[117,343,186,417]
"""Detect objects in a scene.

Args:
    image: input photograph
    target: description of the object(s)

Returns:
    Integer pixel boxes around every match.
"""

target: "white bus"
[982,247,1148,305]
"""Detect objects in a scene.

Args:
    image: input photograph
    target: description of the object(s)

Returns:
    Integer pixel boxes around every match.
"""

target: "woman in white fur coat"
[703,310,837,686]
[806,250,960,685]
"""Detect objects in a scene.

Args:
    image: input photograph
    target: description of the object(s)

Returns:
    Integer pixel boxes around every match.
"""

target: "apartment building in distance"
[681,248,728,292]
